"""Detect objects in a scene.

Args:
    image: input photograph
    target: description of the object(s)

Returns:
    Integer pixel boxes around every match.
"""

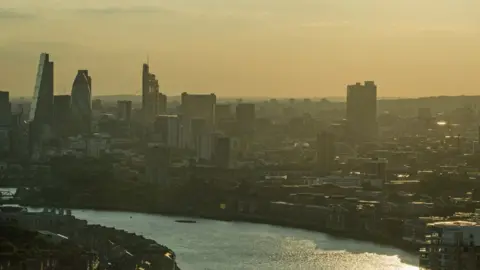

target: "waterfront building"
[53,95,72,138]
[420,221,480,270]
[29,53,54,158]
[346,81,377,143]
[316,131,336,175]
[71,70,92,135]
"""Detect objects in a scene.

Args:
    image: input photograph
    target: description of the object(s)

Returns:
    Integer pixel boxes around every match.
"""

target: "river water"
[71,209,418,270]
[0,188,417,270]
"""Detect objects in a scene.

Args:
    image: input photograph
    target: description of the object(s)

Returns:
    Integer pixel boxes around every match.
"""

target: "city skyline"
[1,0,480,97]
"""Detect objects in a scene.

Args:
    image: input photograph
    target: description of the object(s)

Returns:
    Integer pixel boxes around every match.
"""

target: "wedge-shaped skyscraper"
[29,53,54,158]
[29,53,54,125]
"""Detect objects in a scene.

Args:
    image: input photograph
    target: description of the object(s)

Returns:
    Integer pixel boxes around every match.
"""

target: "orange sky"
[1,0,479,97]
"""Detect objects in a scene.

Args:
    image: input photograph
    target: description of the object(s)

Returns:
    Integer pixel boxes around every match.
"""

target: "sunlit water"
[0,188,418,269]
[69,209,418,270]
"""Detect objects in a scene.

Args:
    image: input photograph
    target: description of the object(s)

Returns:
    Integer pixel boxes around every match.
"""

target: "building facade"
[346,81,377,143]
[71,70,92,135]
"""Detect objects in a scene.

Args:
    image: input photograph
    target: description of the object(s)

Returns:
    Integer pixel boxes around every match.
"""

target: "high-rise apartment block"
[346,81,377,143]
[180,93,216,149]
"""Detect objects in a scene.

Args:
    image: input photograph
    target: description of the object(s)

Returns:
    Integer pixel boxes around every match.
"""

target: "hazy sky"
[1,0,479,97]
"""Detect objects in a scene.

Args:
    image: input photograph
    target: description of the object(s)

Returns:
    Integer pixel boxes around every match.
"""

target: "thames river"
[71,209,418,270]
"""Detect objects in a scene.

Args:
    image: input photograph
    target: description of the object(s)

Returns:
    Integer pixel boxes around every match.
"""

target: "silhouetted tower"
[346,81,377,143]
[71,70,92,135]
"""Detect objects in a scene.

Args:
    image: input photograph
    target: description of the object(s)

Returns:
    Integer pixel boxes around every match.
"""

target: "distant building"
[91,99,103,111]
[215,104,233,123]
[71,70,92,135]
[191,118,207,151]
[213,136,233,168]
[29,53,54,158]
[235,103,255,151]
[145,145,170,185]
[180,93,216,149]
[0,91,11,127]
[157,93,167,115]
[316,132,335,175]
[53,95,71,138]
[346,81,377,143]
[153,115,180,148]
[142,64,166,124]
[117,100,132,122]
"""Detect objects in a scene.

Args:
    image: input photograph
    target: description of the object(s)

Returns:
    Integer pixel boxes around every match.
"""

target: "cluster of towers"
[28,53,92,156]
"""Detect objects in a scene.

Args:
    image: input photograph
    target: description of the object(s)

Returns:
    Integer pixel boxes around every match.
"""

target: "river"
[72,209,418,270]
[0,188,418,269]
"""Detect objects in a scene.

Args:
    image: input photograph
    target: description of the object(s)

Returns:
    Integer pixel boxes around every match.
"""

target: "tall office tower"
[180,92,216,148]
[316,132,336,175]
[0,91,11,157]
[145,145,170,185]
[53,95,72,138]
[142,63,166,124]
[153,115,180,148]
[0,91,11,127]
[71,70,92,135]
[117,100,132,122]
[142,63,150,121]
[213,136,232,168]
[157,93,167,115]
[215,104,233,123]
[29,53,54,157]
[346,81,377,143]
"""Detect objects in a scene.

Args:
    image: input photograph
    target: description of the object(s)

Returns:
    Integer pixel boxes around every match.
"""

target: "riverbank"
[22,200,419,256]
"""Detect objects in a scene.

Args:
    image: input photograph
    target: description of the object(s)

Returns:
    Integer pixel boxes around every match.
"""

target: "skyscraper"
[29,53,54,157]
[346,81,377,143]
[53,95,71,138]
[316,132,336,175]
[142,63,166,124]
[0,91,11,127]
[29,53,54,126]
[71,70,92,135]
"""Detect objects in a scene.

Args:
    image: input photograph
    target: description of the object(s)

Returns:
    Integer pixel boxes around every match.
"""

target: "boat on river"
[175,219,197,224]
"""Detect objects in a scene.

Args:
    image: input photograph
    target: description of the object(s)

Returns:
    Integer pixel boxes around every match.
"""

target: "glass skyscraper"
[29,53,54,158]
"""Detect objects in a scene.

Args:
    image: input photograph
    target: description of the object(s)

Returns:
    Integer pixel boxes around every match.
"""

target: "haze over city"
[1,0,479,97]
